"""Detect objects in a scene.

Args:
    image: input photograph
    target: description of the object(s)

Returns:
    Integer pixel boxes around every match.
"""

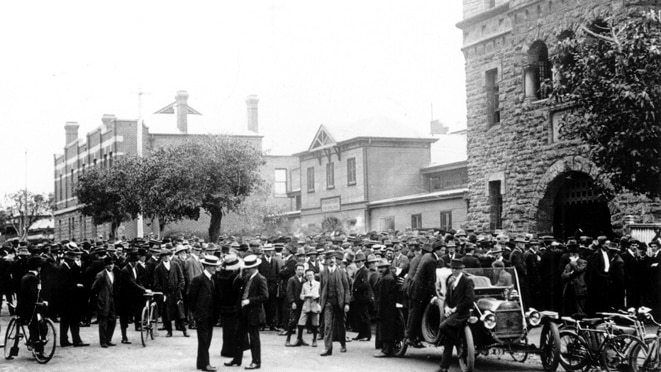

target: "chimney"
[64,121,80,146]
[101,114,115,130]
[430,119,449,135]
[175,90,189,134]
[246,95,259,133]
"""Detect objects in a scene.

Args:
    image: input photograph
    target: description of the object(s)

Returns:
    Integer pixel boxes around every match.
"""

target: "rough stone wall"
[459,0,659,235]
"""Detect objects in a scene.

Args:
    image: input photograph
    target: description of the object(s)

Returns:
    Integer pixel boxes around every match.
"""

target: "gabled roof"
[308,124,338,151]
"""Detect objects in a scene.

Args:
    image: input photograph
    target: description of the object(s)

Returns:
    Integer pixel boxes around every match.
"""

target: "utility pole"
[23,148,28,240]
[135,88,149,238]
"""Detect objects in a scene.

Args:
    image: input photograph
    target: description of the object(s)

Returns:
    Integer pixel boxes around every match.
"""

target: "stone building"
[457,0,660,238]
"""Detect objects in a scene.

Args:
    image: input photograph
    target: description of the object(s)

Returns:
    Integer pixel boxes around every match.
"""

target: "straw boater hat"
[222,254,242,270]
[174,245,188,255]
[242,254,261,269]
[200,255,222,266]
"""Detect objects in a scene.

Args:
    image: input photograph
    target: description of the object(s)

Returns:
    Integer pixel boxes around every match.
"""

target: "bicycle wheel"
[558,330,590,371]
[539,322,561,372]
[32,318,56,364]
[3,317,18,360]
[392,309,408,357]
[150,304,158,340]
[601,334,645,372]
[140,306,150,347]
[629,336,655,372]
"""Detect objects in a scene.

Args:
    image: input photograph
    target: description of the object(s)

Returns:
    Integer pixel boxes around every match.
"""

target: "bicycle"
[558,312,645,371]
[140,291,162,347]
[3,302,57,364]
[627,307,661,372]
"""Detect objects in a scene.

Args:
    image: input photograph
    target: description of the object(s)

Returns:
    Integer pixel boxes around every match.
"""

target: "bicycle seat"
[579,318,604,327]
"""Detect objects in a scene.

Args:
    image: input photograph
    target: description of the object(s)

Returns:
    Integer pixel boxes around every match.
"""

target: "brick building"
[53,92,295,241]
[457,0,660,238]
[286,119,469,233]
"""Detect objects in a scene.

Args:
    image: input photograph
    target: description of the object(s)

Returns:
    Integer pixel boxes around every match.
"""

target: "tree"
[133,155,201,232]
[154,136,264,242]
[76,158,142,239]
[549,9,661,198]
[2,191,53,240]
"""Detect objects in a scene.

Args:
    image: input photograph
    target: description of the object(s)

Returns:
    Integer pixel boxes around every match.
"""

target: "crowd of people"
[0,228,660,371]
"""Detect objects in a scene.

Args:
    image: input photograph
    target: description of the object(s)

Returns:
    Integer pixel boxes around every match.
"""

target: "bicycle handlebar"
[143,291,163,296]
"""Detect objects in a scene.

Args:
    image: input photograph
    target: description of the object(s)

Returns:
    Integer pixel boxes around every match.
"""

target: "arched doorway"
[536,171,612,239]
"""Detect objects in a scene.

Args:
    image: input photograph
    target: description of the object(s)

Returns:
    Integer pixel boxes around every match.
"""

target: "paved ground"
[0,309,551,372]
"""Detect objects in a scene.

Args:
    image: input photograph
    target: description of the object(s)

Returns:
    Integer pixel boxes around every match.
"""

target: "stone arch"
[526,155,617,235]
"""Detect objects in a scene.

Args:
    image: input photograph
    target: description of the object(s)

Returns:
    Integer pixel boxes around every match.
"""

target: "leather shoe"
[100,344,109,348]
[183,331,190,337]
[340,346,347,353]
[244,363,260,370]
[121,339,131,344]
[295,339,309,347]
[107,342,116,347]
[285,340,294,347]
[73,342,90,347]
[166,332,173,337]
[320,350,332,356]
[224,361,241,367]
[201,365,217,371]
[373,352,391,358]
[61,341,73,347]
[277,330,288,336]
[312,340,317,347]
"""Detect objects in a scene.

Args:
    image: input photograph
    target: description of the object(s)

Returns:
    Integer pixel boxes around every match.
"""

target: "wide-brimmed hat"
[491,247,503,254]
[376,258,391,268]
[158,248,172,256]
[324,250,337,259]
[514,236,527,243]
[223,254,242,270]
[65,248,83,258]
[450,258,465,269]
[295,247,306,256]
[366,254,379,263]
[174,245,188,254]
[354,251,366,262]
[201,255,221,266]
[242,254,261,269]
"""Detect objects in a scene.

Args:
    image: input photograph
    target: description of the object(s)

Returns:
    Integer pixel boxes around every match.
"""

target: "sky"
[0,0,467,198]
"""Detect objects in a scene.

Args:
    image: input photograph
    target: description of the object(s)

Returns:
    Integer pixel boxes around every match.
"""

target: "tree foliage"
[2,191,53,239]
[76,157,141,238]
[75,135,264,242]
[549,9,661,198]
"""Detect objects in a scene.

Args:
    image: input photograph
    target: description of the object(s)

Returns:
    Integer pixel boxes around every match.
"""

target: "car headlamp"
[526,308,541,326]
[481,311,496,329]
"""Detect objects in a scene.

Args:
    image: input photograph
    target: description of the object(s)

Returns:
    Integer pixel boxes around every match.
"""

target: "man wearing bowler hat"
[91,256,119,348]
[189,255,222,372]
[58,248,89,347]
[438,259,475,372]
[225,255,268,370]
[118,251,150,344]
[350,251,373,341]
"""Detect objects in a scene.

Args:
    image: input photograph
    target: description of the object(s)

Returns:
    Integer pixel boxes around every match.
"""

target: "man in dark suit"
[277,244,299,333]
[460,245,481,268]
[351,251,374,341]
[91,256,119,348]
[118,251,149,344]
[438,259,475,372]
[258,243,282,331]
[58,248,89,347]
[319,250,351,356]
[586,236,612,314]
[225,255,268,370]
[189,255,221,372]
[16,256,44,354]
[285,263,305,346]
[153,248,189,337]
[407,240,444,348]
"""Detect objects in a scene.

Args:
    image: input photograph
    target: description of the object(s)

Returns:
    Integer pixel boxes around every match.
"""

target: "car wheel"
[540,322,560,372]
[458,325,475,372]
[421,297,444,344]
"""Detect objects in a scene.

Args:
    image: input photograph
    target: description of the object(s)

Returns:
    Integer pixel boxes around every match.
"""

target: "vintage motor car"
[415,267,561,372]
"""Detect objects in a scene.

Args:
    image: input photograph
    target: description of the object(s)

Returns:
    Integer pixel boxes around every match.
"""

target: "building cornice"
[456,3,510,30]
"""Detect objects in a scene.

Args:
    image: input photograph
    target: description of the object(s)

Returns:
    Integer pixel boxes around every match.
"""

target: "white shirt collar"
[203,270,212,280]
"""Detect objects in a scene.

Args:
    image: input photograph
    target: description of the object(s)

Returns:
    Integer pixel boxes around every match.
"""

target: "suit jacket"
[238,272,268,326]
[189,272,216,322]
[300,279,321,313]
[258,255,281,288]
[118,264,147,309]
[411,252,440,302]
[286,275,304,307]
[17,271,40,321]
[57,262,85,316]
[91,269,117,317]
[319,266,351,309]
[445,273,475,324]
[184,256,204,287]
[153,261,185,300]
[351,266,373,304]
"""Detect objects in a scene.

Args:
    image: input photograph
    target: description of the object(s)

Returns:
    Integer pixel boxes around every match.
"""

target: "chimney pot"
[246,95,259,133]
[64,121,80,146]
